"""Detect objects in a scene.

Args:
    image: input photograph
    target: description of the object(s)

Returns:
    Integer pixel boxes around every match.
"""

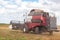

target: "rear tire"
[35,27,39,34]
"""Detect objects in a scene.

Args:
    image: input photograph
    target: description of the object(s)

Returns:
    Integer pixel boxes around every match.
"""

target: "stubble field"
[0,24,60,40]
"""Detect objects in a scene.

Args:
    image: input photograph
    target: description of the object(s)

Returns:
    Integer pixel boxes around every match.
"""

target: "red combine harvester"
[22,9,57,34]
[10,9,57,35]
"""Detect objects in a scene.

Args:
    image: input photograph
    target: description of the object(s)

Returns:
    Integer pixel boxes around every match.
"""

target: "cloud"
[0,0,60,25]
[48,0,60,3]
[5,5,18,9]
[22,0,38,2]
[0,8,5,14]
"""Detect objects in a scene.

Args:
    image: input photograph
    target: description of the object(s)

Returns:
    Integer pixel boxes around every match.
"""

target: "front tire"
[34,27,39,34]
[23,25,29,33]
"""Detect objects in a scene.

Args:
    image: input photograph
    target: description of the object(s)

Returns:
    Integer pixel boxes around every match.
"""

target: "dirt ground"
[0,24,60,40]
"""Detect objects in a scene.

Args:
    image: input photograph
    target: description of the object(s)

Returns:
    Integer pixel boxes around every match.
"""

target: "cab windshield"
[28,12,43,16]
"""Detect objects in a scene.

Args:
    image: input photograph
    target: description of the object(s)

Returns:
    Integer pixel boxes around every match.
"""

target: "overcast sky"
[0,0,60,25]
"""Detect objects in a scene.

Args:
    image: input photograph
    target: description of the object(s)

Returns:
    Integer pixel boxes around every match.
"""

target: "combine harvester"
[9,9,57,35]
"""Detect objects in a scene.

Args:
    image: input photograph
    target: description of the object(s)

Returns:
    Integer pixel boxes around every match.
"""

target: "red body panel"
[25,16,47,29]
[32,16,46,23]
[32,16,41,19]
[26,23,40,29]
